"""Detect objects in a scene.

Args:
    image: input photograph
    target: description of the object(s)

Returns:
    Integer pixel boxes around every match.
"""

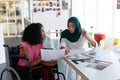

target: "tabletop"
[64,49,120,80]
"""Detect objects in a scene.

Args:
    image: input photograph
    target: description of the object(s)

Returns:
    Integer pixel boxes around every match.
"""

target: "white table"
[64,50,120,80]
[43,34,120,80]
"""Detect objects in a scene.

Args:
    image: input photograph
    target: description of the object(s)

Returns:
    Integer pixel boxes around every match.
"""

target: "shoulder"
[81,28,88,36]
[61,29,69,35]
[21,42,30,47]
[37,43,43,48]
[81,28,87,33]
[61,38,67,41]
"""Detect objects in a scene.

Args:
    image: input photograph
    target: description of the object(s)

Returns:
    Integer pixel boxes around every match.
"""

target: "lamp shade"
[94,33,105,45]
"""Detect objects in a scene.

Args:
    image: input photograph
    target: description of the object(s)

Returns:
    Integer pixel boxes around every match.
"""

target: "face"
[41,27,45,39]
[68,22,75,33]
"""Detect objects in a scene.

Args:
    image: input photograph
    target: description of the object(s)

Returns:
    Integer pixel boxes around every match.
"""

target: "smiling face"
[68,22,75,33]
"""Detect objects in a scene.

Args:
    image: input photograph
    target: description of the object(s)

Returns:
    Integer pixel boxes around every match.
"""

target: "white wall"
[0,24,7,80]
[114,0,120,37]
[32,0,71,32]
[33,10,70,32]
[96,0,113,37]
[72,0,117,38]
[72,0,97,31]
[0,24,5,64]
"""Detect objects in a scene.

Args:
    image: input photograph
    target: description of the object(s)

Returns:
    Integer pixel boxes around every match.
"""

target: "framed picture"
[117,0,120,9]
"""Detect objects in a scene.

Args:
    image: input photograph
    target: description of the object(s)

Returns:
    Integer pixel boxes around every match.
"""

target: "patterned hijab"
[60,17,82,42]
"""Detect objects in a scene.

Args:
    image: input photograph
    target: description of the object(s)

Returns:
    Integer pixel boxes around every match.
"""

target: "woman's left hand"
[81,29,87,37]
[65,49,70,55]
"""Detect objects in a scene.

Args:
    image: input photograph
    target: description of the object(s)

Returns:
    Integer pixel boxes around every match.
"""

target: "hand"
[81,29,87,37]
[49,59,57,66]
[41,59,57,67]
[65,49,70,55]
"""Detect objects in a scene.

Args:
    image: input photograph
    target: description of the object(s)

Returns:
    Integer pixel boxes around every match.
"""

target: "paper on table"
[86,60,112,70]
[66,48,96,56]
[65,49,93,60]
[41,49,65,61]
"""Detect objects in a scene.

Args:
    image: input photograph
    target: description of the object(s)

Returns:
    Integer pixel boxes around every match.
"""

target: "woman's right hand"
[49,59,57,66]
[41,60,57,67]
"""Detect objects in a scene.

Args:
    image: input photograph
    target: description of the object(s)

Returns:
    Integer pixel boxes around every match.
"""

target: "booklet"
[41,49,65,61]
[86,60,112,70]
[80,48,97,57]
[65,49,95,61]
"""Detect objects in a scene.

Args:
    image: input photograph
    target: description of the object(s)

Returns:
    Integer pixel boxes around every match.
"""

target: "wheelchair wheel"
[0,67,20,80]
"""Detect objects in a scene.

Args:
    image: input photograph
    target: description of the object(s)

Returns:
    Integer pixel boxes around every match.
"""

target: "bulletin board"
[32,0,70,32]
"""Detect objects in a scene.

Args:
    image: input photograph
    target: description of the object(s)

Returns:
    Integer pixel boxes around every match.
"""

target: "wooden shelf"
[0,0,19,3]
[0,0,23,37]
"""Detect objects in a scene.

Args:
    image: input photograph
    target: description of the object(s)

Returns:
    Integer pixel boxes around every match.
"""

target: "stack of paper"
[41,49,65,61]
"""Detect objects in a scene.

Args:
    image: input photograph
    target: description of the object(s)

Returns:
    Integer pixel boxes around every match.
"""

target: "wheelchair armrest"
[10,55,29,61]
[32,65,42,69]
[10,55,43,70]
[10,55,32,68]
[3,44,9,47]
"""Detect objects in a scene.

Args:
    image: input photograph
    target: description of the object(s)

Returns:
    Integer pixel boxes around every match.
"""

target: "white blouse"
[60,35,89,50]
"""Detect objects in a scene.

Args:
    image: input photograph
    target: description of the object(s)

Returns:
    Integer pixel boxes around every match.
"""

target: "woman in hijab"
[60,17,97,50]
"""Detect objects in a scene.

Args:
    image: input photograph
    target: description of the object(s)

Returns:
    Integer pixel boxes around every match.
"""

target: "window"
[72,0,119,38]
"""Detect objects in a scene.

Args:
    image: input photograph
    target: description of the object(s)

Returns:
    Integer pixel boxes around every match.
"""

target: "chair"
[0,67,20,80]
[3,44,41,80]
[53,64,65,80]
[43,48,66,80]
[4,45,65,80]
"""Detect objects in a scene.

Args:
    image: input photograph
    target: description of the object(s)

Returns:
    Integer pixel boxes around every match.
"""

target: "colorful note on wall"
[40,0,43,5]
[46,0,49,4]
[113,38,120,46]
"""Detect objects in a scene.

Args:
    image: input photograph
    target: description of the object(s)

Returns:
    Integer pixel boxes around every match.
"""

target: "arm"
[59,38,66,49]
[59,39,70,55]
[22,46,57,67]
[40,48,57,66]
[40,60,57,67]
[21,46,41,67]
[81,29,97,47]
